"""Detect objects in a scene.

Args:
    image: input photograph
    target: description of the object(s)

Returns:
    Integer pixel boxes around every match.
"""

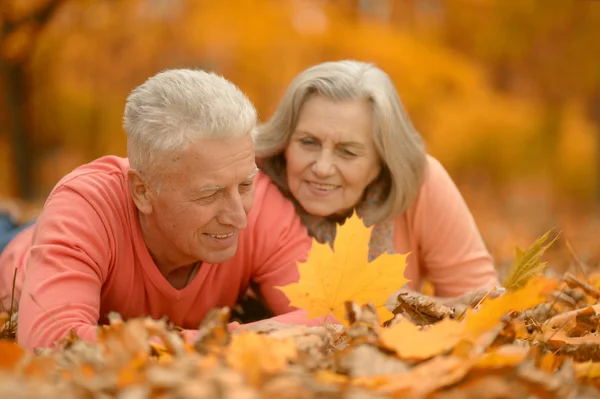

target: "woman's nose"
[312,153,336,177]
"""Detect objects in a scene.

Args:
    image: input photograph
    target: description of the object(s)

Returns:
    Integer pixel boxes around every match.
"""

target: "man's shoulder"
[39,155,132,222]
[250,171,294,218]
[50,156,130,197]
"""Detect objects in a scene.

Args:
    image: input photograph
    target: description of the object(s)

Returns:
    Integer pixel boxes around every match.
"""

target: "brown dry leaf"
[543,329,600,362]
[225,331,297,386]
[355,355,473,397]
[517,359,578,398]
[380,317,464,361]
[335,344,409,377]
[545,303,600,332]
[564,272,600,300]
[462,277,557,342]
[392,290,454,326]
[569,306,600,337]
[544,328,600,346]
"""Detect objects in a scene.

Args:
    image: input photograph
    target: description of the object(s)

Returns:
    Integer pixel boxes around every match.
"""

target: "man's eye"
[239,182,253,192]
[196,192,217,202]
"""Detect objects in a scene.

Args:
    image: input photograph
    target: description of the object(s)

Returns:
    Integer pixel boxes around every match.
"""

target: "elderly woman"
[254,60,501,304]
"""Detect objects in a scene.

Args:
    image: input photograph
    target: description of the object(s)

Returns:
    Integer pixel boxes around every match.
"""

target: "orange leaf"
[226,331,297,386]
[462,277,557,342]
[276,212,410,325]
[474,345,528,369]
[575,361,600,382]
[380,317,464,360]
[0,341,24,370]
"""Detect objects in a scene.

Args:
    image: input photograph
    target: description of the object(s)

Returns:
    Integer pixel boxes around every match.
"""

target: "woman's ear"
[128,169,153,215]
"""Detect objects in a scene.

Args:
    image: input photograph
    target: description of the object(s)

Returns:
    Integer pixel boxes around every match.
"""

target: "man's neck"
[138,212,200,288]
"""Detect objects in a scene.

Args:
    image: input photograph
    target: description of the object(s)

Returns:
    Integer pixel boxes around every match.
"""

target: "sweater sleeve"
[249,180,313,315]
[412,157,500,297]
[17,185,111,351]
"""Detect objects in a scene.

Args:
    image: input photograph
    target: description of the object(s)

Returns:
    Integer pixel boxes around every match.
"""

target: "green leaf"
[502,229,560,291]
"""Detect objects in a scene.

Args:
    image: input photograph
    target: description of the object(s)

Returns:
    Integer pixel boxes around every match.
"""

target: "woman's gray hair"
[254,60,427,223]
[123,68,257,181]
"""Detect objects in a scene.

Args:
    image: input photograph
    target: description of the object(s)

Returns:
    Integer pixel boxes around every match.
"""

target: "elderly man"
[0,68,316,351]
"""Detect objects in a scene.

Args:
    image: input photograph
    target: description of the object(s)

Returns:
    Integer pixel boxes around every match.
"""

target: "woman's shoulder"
[422,154,452,184]
[391,154,459,222]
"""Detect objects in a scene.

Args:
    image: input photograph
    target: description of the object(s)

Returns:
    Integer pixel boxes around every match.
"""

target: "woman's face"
[284,95,382,217]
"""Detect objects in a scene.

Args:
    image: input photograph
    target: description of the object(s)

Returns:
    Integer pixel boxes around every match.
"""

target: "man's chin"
[200,244,239,264]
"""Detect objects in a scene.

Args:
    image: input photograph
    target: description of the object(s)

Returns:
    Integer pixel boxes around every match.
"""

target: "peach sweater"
[391,156,499,296]
[0,156,316,351]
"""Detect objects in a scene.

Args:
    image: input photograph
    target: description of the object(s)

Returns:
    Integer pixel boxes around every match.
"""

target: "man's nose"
[218,191,248,230]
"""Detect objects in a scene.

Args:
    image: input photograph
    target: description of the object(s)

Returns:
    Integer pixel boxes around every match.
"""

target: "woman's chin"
[299,202,343,219]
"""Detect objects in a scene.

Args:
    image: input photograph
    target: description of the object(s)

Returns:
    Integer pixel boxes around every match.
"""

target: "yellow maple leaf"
[276,212,410,325]
[380,317,464,360]
[461,276,557,342]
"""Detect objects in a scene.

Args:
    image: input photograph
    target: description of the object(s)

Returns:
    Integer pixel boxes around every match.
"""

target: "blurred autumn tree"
[440,0,600,198]
[0,0,65,199]
[0,0,599,207]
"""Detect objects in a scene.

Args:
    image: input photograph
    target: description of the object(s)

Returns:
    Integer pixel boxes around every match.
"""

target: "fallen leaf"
[575,361,600,382]
[392,290,454,326]
[502,229,559,290]
[380,317,464,360]
[276,212,410,324]
[225,331,297,386]
[564,272,600,300]
[357,355,473,397]
[474,345,529,369]
[0,341,24,370]
[462,277,557,342]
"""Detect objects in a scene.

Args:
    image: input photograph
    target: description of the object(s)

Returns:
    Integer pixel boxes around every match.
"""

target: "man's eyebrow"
[195,185,226,193]
[247,168,259,180]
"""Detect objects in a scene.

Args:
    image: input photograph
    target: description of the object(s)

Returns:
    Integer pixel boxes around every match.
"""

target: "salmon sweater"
[0,156,318,351]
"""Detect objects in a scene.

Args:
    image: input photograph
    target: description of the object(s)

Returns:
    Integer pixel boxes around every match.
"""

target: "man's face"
[147,134,257,265]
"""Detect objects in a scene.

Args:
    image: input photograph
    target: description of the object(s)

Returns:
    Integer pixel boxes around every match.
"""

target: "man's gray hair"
[123,68,257,179]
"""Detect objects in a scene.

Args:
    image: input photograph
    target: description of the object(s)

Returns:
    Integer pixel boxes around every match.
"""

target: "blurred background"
[1,0,600,273]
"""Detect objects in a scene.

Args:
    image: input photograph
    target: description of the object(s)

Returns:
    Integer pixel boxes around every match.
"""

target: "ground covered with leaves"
[3,274,600,399]
[4,216,600,398]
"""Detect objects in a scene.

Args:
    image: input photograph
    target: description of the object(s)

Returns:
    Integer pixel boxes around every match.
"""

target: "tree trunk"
[588,89,600,211]
[0,35,33,199]
[0,0,64,199]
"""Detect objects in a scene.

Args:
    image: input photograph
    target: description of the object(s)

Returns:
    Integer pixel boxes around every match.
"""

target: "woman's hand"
[439,286,506,308]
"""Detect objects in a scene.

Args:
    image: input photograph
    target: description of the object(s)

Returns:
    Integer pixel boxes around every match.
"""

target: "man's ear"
[128,169,153,215]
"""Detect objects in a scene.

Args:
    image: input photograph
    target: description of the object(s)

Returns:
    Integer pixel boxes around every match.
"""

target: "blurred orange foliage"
[1,0,600,268]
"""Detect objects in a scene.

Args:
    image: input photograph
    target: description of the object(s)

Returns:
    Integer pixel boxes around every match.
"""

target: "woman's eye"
[340,148,357,157]
[299,138,318,147]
